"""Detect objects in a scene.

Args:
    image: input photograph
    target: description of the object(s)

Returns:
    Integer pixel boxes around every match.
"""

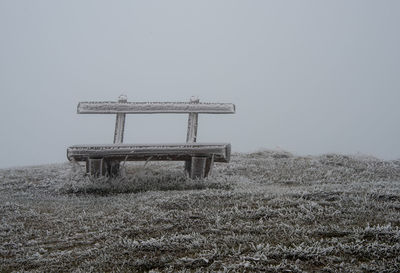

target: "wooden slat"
[77,101,235,114]
[67,143,231,163]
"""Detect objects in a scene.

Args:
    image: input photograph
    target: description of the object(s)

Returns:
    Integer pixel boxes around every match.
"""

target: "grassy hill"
[1,151,400,272]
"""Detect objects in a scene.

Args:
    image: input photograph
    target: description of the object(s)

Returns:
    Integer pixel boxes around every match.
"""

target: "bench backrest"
[77,95,236,144]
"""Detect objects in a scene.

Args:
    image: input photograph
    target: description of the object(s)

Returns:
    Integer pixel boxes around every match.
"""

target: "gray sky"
[1,0,399,168]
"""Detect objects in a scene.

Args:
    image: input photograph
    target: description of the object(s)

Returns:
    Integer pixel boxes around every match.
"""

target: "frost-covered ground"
[1,151,400,272]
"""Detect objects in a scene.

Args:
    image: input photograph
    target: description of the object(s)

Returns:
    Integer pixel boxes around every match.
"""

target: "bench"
[67,95,236,179]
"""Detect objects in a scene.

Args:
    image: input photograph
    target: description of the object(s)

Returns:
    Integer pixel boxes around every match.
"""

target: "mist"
[1,0,399,168]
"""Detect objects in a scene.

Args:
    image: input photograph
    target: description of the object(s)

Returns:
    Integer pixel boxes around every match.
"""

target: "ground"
[1,151,400,272]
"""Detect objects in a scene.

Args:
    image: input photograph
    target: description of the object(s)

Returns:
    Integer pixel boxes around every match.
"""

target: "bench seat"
[67,143,231,163]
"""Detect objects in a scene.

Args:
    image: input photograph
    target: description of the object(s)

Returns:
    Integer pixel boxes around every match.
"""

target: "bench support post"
[86,158,105,177]
[185,96,200,176]
[86,158,120,177]
[190,156,207,179]
[104,94,127,177]
[114,95,127,144]
[104,160,120,177]
[205,154,214,177]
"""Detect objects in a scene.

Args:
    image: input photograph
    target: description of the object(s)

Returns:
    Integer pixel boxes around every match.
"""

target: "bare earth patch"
[1,151,400,272]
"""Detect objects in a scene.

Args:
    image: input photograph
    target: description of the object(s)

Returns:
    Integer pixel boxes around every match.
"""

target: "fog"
[0,0,399,168]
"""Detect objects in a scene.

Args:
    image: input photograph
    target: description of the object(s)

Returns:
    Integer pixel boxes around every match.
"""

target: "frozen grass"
[60,162,231,195]
[1,151,400,272]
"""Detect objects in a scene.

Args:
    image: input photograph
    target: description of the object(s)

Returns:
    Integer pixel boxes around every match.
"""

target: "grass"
[0,151,400,272]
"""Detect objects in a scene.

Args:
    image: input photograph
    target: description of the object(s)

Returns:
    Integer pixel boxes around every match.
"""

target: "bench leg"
[184,160,191,176]
[104,160,120,177]
[205,155,214,177]
[186,155,214,179]
[86,158,120,177]
[86,158,105,177]
[189,157,207,179]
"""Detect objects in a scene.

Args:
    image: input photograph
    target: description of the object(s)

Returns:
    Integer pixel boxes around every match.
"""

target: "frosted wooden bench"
[67,96,235,179]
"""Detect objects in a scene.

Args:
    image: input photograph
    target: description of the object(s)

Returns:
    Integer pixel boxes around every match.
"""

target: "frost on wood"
[71,97,235,178]
[77,101,236,114]
[113,95,127,144]
[67,143,231,162]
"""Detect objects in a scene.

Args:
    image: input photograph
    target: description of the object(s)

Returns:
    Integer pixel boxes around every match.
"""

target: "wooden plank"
[67,143,231,163]
[77,101,235,114]
[113,95,127,144]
